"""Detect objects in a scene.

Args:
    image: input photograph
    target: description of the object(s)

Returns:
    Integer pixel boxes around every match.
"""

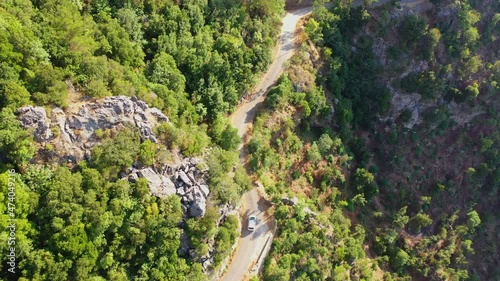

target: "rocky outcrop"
[19,96,213,217]
[131,167,177,197]
[18,96,169,162]
[18,107,53,142]
[281,196,317,218]
[126,157,210,217]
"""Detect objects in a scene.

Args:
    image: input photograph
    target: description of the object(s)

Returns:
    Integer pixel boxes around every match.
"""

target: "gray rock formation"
[17,107,53,142]
[18,96,169,162]
[18,96,223,273]
[189,187,207,217]
[134,167,176,197]
[123,156,210,218]
[19,96,212,217]
[281,196,317,218]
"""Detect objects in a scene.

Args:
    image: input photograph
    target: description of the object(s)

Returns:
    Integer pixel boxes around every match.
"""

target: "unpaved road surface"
[229,6,313,145]
[223,7,314,281]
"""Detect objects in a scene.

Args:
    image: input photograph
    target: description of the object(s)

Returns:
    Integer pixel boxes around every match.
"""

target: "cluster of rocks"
[178,201,239,272]
[126,157,210,217]
[17,96,169,162]
[17,95,220,219]
[281,196,317,218]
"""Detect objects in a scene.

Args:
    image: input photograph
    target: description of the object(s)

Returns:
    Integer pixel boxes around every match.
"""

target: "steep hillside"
[254,0,499,280]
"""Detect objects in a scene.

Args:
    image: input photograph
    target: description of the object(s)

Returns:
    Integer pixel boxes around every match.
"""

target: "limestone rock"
[136,168,176,197]
[17,106,53,142]
[189,189,207,217]
[18,96,170,163]
[178,171,193,186]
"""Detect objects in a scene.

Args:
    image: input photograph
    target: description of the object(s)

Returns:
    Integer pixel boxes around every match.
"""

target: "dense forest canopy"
[0,0,282,280]
[0,0,499,280]
[0,0,284,123]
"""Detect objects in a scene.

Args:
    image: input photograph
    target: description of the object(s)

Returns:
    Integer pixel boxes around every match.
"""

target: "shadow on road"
[257,197,271,213]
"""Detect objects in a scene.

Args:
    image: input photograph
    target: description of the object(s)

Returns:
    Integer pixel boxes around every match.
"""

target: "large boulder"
[189,189,207,217]
[135,167,176,197]
[178,170,193,186]
[281,196,299,206]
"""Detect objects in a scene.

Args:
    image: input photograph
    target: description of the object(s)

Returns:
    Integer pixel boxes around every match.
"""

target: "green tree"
[408,213,433,233]
[393,206,409,229]
[139,139,156,166]
[28,65,68,108]
[91,126,140,176]
[305,18,323,44]
[392,249,411,273]
[146,52,186,93]
[95,11,145,67]
[209,114,241,150]
[353,168,374,191]
[0,108,35,166]
[115,8,143,44]
[307,142,322,163]
[353,168,377,199]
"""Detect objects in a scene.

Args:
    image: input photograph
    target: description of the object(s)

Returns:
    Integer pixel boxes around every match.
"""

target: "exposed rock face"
[134,167,176,197]
[281,196,299,206]
[17,96,169,162]
[18,96,229,274]
[18,96,211,217]
[18,107,53,142]
[126,157,210,217]
[281,196,317,218]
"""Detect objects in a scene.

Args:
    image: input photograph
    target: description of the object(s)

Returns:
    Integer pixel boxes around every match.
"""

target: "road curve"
[223,1,424,280]
[229,6,314,144]
[222,6,314,281]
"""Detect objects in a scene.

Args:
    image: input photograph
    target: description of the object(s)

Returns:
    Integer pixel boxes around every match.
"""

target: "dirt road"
[222,6,314,281]
[229,7,313,145]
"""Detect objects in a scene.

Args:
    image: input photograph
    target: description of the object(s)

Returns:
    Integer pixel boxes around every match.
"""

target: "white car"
[248,215,257,231]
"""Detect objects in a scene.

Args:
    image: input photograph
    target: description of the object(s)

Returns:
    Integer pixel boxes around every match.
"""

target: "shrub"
[399,15,427,50]
[86,79,111,98]
[408,213,433,233]
[307,142,322,163]
[139,139,156,166]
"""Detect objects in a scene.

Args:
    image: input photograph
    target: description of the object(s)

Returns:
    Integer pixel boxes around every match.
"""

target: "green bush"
[139,139,156,166]
[400,71,446,99]
[86,79,111,97]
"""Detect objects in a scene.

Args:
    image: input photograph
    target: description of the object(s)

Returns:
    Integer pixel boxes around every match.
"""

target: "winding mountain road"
[222,1,426,280]
[222,6,314,281]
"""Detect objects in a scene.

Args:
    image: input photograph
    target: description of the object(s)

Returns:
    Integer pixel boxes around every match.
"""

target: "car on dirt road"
[248,215,257,231]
